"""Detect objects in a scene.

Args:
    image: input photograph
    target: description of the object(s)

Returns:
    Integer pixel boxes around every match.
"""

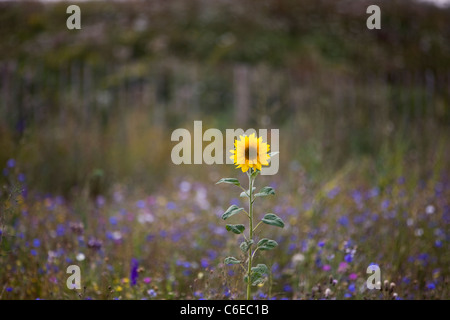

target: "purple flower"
[7,159,15,168]
[18,173,26,182]
[166,202,177,210]
[109,216,118,226]
[344,254,353,263]
[327,187,340,199]
[348,283,356,292]
[96,196,105,207]
[283,284,292,292]
[130,258,139,286]
[201,258,209,268]
[33,239,41,248]
[230,198,240,206]
[426,282,436,290]
[148,289,157,297]
[56,224,65,236]
[143,277,151,284]
[338,262,348,272]
[136,200,146,208]
[338,216,349,227]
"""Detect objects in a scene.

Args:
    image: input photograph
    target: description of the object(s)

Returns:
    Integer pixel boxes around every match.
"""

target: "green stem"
[246,170,254,300]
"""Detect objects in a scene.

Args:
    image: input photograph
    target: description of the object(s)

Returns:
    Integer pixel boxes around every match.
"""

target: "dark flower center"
[245,145,258,161]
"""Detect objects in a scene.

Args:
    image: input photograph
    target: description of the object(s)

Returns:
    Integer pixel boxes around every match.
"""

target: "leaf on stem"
[251,170,259,178]
[262,213,285,228]
[225,224,245,234]
[255,186,275,197]
[239,239,254,252]
[245,264,269,286]
[216,178,241,187]
[221,205,244,220]
[257,238,278,251]
[224,257,241,265]
[240,187,256,198]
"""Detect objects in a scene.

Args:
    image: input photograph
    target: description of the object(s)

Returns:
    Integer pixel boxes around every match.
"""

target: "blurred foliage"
[0,0,448,195]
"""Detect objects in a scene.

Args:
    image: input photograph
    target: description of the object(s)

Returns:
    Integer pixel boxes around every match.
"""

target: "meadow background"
[0,0,449,300]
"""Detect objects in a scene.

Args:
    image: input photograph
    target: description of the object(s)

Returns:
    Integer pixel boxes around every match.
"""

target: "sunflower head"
[229,133,270,173]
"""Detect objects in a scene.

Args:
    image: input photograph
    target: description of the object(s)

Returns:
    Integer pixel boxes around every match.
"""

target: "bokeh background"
[0,0,449,300]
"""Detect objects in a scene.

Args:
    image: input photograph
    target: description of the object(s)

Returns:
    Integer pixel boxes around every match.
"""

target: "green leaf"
[216,178,241,187]
[250,273,265,286]
[257,238,278,251]
[262,213,285,228]
[221,205,244,220]
[240,239,254,252]
[240,187,256,198]
[255,186,275,197]
[247,264,269,286]
[224,257,241,265]
[226,224,245,234]
[252,264,269,276]
[251,170,260,178]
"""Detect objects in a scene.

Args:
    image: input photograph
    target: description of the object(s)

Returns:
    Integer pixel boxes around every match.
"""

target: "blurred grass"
[0,0,449,300]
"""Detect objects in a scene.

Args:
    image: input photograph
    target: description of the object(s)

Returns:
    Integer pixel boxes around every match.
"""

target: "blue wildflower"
[7,159,15,168]
[201,258,209,268]
[130,258,139,286]
[33,239,41,248]
[283,284,292,292]
[338,216,349,227]
[427,282,436,290]
[56,224,65,236]
[18,173,26,182]
[230,198,240,206]
[136,200,146,208]
[166,202,177,210]
[109,216,118,226]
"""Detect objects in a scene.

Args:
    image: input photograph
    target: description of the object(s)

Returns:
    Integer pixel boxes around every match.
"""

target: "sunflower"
[229,133,270,172]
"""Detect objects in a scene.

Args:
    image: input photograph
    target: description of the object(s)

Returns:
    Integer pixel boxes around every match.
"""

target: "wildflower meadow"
[0,0,449,302]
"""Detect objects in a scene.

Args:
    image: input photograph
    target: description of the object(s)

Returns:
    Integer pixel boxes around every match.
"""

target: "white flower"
[179,181,191,193]
[292,253,305,265]
[138,212,155,224]
[76,253,85,261]
[426,205,435,215]
[112,231,122,241]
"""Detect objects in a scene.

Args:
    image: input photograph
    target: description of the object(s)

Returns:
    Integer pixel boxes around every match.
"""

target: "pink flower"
[349,273,358,280]
[322,264,331,271]
[143,277,152,284]
[338,262,348,273]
